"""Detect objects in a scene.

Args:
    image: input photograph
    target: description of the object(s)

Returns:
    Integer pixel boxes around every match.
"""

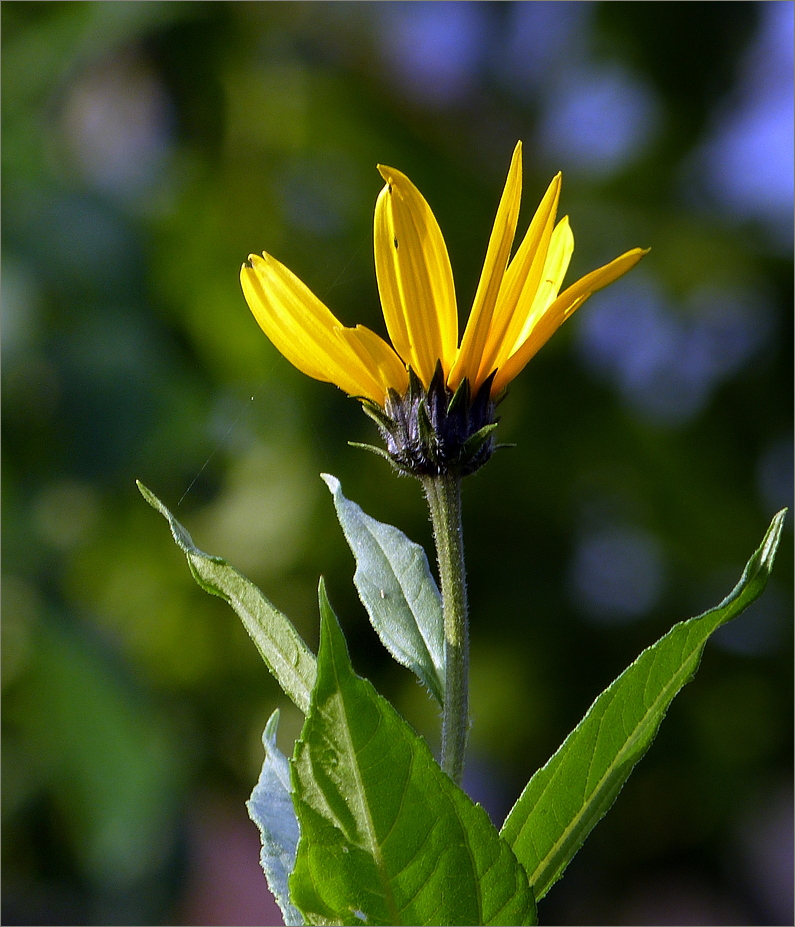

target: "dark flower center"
[361,363,501,478]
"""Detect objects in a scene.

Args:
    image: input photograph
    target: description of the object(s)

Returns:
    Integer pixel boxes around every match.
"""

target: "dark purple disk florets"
[360,363,500,478]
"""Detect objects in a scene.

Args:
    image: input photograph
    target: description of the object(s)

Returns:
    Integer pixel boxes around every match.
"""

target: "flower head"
[241,142,647,474]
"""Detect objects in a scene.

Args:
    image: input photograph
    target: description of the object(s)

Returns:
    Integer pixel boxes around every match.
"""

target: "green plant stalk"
[422,474,469,784]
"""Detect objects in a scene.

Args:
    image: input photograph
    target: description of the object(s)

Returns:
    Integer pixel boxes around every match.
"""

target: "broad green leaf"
[321,473,445,705]
[247,709,304,926]
[501,509,787,902]
[289,581,536,927]
[137,481,316,714]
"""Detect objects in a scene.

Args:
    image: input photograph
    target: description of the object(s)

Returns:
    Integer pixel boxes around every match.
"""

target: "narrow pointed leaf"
[137,481,316,714]
[348,441,397,466]
[461,422,499,459]
[247,710,304,926]
[290,582,536,926]
[321,474,445,704]
[501,509,787,902]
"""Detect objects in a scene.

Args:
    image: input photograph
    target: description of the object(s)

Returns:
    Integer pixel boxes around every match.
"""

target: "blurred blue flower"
[568,522,666,623]
[576,276,773,425]
[376,1,489,107]
[537,64,660,178]
[691,1,794,245]
[60,51,174,199]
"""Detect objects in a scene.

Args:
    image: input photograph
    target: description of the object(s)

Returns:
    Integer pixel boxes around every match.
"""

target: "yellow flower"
[241,141,646,408]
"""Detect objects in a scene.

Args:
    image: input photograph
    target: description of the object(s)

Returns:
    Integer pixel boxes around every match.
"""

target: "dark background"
[3,2,793,924]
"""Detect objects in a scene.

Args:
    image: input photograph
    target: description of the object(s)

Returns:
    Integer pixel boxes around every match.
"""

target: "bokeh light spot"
[569,523,665,623]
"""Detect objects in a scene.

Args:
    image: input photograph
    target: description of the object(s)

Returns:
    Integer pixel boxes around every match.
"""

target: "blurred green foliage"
[2,2,792,925]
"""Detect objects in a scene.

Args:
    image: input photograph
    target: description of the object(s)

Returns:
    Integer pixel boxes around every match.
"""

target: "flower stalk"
[422,473,469,785]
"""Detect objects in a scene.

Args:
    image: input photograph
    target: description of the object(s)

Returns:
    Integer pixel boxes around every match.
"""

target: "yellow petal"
[491,247,649,394]
[448,140,523,391]
[501,215,574,362]
[374,165,457,386]
[336,324,409,399]
[241,253,386,402]
[475,172,562,385]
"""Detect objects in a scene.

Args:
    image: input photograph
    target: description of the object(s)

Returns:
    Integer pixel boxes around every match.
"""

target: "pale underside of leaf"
[322,473,445,704]
[248,709,304,926]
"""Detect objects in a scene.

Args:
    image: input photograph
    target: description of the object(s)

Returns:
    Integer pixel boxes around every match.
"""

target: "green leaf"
[247,710,304,926]
[137,481,316,714]
[501,509,787,902]
[321,474,445,705]
[289,581,537,927]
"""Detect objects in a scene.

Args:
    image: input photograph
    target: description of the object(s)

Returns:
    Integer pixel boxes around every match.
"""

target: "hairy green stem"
[421,474,469,785]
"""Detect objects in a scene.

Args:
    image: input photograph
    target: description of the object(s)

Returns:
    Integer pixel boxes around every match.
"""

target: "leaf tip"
[137,481,179,531]
[755,508,788,577]
[263,708,281,749]
[316,578,354,683]
[768,507,788,546]
[136,480,158,508]
[320,472,340,495]
[317,576,335,627]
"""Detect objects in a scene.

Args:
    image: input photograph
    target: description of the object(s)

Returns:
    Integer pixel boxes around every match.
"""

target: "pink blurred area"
[179,796,284,927]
